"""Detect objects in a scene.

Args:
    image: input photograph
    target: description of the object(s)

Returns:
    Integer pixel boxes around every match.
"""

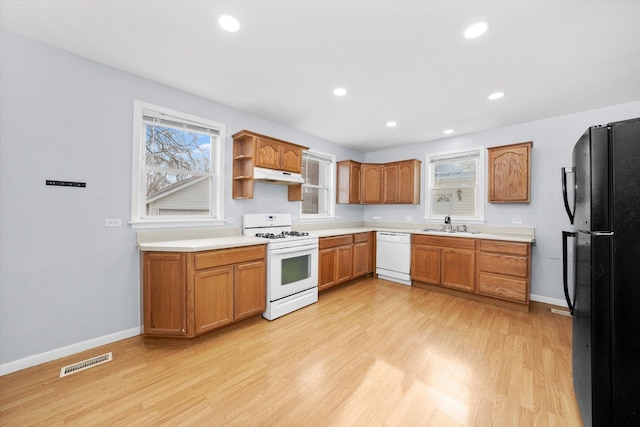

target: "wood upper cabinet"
[232,130,308,199]
[487,141,532,203]
[143,244,266,338]
[397,159,421,204]
[383,163,399,204]
[336,160,361,204]
[361,164,384,204]
[337,159,420,204]
[255,137,282,170]
[255,138,303,173]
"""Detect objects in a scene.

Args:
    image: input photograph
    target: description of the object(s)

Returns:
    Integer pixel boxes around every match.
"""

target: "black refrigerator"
[562,117,640,426]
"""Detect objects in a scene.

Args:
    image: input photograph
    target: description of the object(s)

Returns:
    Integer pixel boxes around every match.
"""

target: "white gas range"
[242,214,319,320]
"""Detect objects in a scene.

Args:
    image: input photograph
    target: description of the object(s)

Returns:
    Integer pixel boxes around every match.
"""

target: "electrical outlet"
[405,215,413,222]
[512,218,523,224]
[372,216,382,221]
[226,217,235,223]
[104,218,122,227]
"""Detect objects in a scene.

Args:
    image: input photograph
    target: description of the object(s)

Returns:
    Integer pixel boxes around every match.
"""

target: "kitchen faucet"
[444,215,452,231]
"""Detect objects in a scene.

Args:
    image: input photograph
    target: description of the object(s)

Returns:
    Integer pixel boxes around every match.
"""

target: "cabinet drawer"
[195,245,266,270]
[353,232,371,243]
[319,235,353,249]
[412,235,476,250]
[480,240,529,256]
[479,252,528,277]
[478,273,528,303]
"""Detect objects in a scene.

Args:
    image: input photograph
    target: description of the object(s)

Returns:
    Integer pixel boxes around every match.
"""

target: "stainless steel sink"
[417,228,481,236]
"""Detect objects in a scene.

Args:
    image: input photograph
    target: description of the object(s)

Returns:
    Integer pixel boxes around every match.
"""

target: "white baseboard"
[530,294,568,308]
[0,327,140,376]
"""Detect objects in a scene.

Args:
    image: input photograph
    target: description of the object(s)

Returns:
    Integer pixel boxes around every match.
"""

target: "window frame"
[423,146,485,223]
[130,100,225,229]
[299,149,336,221]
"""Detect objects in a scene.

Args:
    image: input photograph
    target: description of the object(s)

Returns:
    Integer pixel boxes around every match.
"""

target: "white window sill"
[298,216,337,223]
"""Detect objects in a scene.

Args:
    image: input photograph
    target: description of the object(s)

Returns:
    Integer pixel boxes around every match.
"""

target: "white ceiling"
[2,0,639,152]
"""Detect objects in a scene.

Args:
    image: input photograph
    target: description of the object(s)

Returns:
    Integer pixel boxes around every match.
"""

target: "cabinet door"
[398,159,420,204]
[255,138,281,170]
[337,160,362,204]
[234,260,266,320]
[143,253,188,336]
[353,233,372,278]
[383,163,399,204]
[318,247,337,291]
[361,164,383,204]
[488,141,532,203]
[441,248,475,292]
[194,266,234,335]
[349,162,362,204]
[336,244,353,283]
[281,143,303,173]
[411,245,441,284]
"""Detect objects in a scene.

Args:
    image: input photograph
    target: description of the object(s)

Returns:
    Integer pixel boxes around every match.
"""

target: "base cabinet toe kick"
[411,235,531,311]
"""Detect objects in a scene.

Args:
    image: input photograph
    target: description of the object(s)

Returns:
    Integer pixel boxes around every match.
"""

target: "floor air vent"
[59,352,112,377]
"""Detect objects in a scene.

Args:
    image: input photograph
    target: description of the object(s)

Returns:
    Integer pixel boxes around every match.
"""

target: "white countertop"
[308,226,534,243]
[137,235,267,252]
[137,223,534,252]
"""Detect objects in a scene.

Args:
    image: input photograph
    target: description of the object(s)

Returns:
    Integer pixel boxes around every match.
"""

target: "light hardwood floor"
[0,278,582,426]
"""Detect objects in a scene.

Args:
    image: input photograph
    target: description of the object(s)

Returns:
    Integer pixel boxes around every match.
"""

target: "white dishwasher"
[376,232,411,286]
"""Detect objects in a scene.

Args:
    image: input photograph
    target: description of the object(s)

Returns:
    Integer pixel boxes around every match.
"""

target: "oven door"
[268,243,319,302]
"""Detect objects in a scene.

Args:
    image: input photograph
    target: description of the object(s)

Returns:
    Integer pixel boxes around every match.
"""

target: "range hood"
[253,167,304,185]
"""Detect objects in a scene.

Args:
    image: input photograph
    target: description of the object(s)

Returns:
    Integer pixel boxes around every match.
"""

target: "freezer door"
[573,231,612,426]
[573,126,610,233]
[610,117,640,424]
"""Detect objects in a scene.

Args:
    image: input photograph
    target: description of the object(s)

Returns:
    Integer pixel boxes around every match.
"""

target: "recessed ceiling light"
[488,91,505,100]
[444,129,454,134]
[464,22,489,39]
[333,87,347,96]
[219,15,240,32]
[386,121,397,127]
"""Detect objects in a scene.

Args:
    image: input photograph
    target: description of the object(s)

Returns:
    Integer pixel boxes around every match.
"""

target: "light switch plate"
[104,218,122,227]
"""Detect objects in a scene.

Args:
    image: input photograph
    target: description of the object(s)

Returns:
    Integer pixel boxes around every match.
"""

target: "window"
[131,101,224,228]
[300,150,335,219]
[424,147,485,222]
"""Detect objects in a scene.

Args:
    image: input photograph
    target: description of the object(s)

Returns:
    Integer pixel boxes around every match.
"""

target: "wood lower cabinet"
[411,235,476,292]
[477,240,530,304]
[194,266,234,335]
[144,253,188,337]
[143,244,266,338]
[411,235,531,310]
[352,232,373,278]
[319,232,374,291]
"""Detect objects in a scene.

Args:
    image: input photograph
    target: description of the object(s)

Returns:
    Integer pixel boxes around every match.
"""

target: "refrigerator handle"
[561,167,575,224]
[562,231,577,315]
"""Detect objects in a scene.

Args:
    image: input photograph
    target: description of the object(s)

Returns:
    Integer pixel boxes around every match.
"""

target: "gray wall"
[0,31,363,370]
[1,30,639,371]
[364,102,640,303]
